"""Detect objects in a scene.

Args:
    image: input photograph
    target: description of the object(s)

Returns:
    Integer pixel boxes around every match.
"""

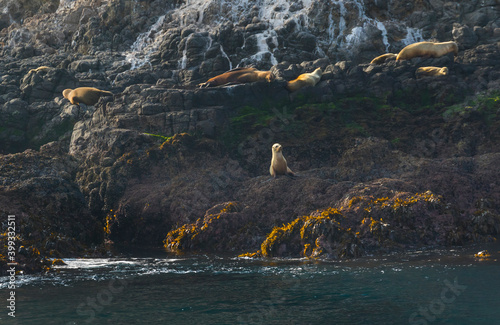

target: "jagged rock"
[20,67,76,102]
[453,24,479,49]
[1,0,500,272]
[0,148,103,274]
[68,58,100,72]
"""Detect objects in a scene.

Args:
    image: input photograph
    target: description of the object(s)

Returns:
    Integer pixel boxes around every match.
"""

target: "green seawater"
[1,244,499,325]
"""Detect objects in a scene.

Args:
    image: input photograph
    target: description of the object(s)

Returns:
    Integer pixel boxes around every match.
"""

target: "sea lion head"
[441,67,449,75]
[272,143,282,153]
[62,89,73,100]
[450,42,458,55]
[266,72,276,82]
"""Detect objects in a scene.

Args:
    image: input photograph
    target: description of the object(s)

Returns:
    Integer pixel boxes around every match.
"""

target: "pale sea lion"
[396,41,458,61]
[62,87,113,106]
[370,53,397,65]
[285,67,322,92]
[415,66,449,78]
[198,67,275,88]
[28,66,51,74]
[270,143,294,178]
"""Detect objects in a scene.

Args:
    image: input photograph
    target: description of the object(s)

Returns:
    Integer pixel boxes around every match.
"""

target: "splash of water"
[124,15,166,70]
[178,33,194,70]
[328,0,421,55]
[173,0,316,68]
[402,27,424,45]
[344,25,364,50]
[220,45,233,70]
[122,0,426,70]
[336,1,348,43]
[245,31,278,66]
[376,21,390,52]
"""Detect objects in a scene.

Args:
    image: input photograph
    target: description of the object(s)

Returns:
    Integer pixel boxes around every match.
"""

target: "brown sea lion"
[396,41,458,61]
[285,67,323,92]
[198,67,275,88]
[62,87,113,106]
[370,53,397,65]
[415,66,449,78]
[270,143,294,178]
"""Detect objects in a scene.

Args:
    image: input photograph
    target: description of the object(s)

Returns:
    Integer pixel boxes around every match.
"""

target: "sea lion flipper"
[100,90,114,96]
[223,81,243,86]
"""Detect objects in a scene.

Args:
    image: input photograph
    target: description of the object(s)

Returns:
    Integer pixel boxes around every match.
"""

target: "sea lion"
[396,41,458,61]
[28,66,51,74]
[415,66,449,78]
[198,67,275,88]
[370,53,397,65]
[62,87,113,106]
[270,143,294,178]
[285,67,323,92]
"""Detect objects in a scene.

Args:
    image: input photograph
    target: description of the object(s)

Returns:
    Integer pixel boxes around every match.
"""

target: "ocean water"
[1,244,499,325]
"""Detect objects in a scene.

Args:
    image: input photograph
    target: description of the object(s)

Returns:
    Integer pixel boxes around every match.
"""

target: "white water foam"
[344,25,364,50]
[55,258,139,269]
[402,27,424,45]
[376,21,390,52]
[124,0,318,70]
[220,44,233,70]
[122,0,425,70]
[124,15,166,70]
[244,31,278,66]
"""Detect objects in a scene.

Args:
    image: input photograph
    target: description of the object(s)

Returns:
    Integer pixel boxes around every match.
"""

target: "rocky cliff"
[1,0,499,273]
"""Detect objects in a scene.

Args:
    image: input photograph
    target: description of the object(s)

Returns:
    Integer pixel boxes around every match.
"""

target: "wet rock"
[453,24,479,50]
[0,148,103,274]
[68,58,100,72]
[11,45,35,59]
[20,67,76,102]
[1,0,500,272]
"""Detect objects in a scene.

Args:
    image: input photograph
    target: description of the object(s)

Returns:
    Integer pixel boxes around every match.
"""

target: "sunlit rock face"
[114,0,428,73]
[1,0,499,76]
[0,0,500,269]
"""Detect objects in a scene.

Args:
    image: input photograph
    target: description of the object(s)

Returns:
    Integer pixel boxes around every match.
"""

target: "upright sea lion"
[396,41,458,61]
[370,53,397,65]
[198,67,275,88]
[415,66,449,78]
[62,87,113,106]
[285,67,322,92]
[270,143,294,178]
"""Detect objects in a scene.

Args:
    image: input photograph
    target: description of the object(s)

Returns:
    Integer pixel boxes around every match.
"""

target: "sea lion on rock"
[415,66,449,78]
[270,143,294,178]
[396,41,458,61]
[370,53,397,65]
[285,67,322,92]
[28,66,51,74]
[198,67,275,88]
[62,87,113,106]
